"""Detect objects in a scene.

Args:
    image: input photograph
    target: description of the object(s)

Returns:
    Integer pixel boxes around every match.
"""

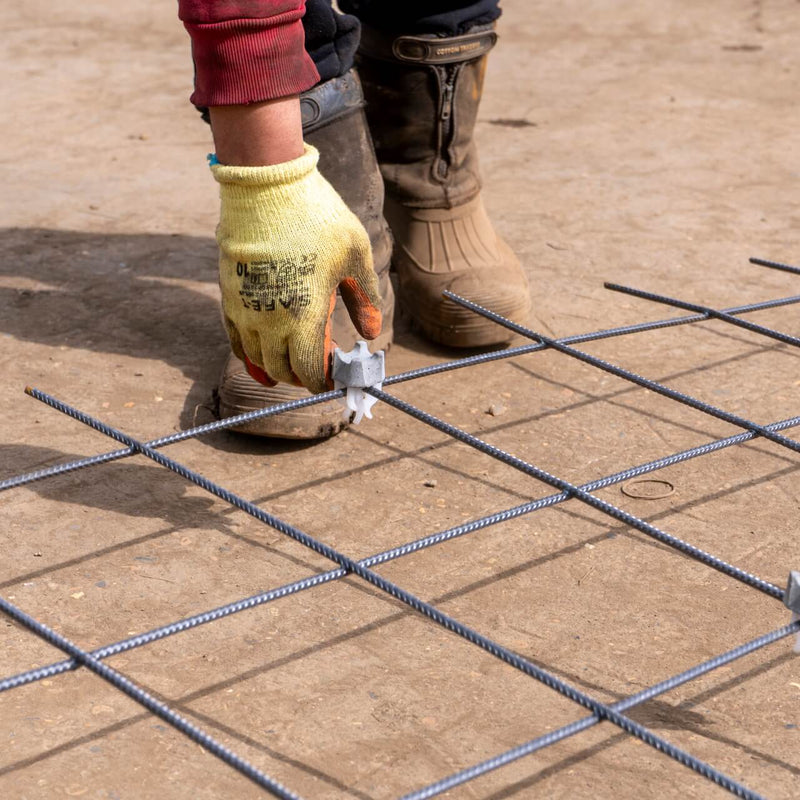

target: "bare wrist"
[209,96,304,167]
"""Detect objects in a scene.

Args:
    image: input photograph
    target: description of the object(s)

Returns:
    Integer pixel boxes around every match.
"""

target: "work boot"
[216,69,395,438]
[357,25,530,347]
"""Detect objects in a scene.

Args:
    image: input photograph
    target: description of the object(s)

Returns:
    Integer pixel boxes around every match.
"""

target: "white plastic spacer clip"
[332,341,386,425]
[783,571,800,653]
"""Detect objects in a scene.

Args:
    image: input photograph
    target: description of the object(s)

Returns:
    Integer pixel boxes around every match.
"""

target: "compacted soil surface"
[2,1,799,798]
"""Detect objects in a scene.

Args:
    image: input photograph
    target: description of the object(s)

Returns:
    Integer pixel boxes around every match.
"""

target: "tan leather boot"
[357,25,530,347]
[216,70,395,438]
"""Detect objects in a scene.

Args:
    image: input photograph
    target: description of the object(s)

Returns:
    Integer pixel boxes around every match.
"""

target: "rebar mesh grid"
[2,259,799,798]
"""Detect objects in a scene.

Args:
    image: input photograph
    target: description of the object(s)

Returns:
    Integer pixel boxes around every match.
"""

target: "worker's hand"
[211,144,382,394]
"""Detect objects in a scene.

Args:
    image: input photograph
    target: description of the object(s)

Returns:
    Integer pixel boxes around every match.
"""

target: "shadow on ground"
[0,226,481,452]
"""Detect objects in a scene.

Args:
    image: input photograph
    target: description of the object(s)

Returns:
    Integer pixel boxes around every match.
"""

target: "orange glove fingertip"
[339,277,383,341]
[323,292,337,391]
[244,355,277,387]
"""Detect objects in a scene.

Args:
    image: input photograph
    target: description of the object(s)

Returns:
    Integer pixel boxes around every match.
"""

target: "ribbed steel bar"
[0,595,302,799]
[0,388,345,492]
[604,282,800,348]
[4,293,800,495]
[0,568,345,694]
[4,411,796,696]
[23,387,762,800]
[750,257,800,276]
[383,292,800,386]
[443,291,800,456]
[368,387,784,600]
[404,620,800,800]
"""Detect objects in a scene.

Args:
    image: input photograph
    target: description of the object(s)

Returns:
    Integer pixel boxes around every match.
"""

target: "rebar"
[22,386,764,799]
[368,387,784,600]
[3,411,796,696]
[3,280,798,799]
[4,293,799,495]
[443,291,800,456]
[750,256,800,276]
[604,282,800,348]
[403,620,799,799]
[382,291,800,386]
[0,388,345,492]
[0,595,302,799]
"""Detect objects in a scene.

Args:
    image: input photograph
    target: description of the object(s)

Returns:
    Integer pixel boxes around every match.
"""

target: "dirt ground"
[2,1,799,798]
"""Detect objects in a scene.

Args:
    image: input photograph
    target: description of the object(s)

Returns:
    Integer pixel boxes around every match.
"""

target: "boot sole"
[218,382,351,440]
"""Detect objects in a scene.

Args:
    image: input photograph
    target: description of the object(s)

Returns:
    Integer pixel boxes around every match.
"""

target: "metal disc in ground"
[621,479,675,499]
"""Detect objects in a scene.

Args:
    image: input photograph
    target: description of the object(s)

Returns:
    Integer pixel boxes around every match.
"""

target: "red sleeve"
[179,1,320,106]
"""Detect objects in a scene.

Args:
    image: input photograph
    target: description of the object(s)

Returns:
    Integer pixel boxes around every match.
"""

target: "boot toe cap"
[388,197,531,347]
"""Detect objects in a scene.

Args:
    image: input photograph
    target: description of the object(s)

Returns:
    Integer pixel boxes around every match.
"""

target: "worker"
[179,1,530,438]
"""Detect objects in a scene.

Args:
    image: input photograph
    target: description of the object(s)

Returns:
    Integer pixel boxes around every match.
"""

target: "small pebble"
[423,479,438,488]
[486,403,506,416]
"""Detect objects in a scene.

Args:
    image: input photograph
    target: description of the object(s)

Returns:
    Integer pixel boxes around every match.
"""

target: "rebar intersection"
[2,259,799,798]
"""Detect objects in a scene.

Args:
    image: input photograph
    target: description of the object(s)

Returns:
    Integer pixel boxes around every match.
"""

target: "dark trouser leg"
[301,0,360,82]
[301,1,503,80]
[338,0,501,36]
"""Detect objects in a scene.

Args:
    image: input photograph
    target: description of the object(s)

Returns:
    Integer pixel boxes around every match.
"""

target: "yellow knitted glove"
[211,145,382,394]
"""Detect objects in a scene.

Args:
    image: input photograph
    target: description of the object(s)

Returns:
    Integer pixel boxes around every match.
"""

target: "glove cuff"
[210,144,320,188]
